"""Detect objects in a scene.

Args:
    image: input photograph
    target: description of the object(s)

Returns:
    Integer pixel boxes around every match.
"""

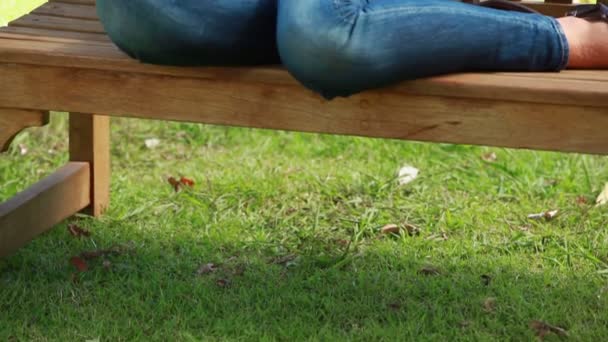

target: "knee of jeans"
[277,2,373,99]
[97,0,279,66]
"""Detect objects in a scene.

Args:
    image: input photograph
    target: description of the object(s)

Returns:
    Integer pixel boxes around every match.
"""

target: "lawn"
[2,1,608,341]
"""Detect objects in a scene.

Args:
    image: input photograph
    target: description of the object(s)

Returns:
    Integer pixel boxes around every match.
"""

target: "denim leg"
[277,0,569,98]
[97,0,280,65]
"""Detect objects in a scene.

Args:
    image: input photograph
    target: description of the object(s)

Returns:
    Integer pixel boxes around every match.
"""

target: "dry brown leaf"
[527,210,559,221]
[483,297,496,313]
[67,223,91,238]
[529,320,568,340]
[381,223,421,236]
[481,152,497,162]
[596,183,608,206]
[197,263,217,275]
[216,279,231,288]
[459,320,472,329]
[271,254,297,266]
[418,265,440,276]
[426,232,448,241]
[381,224,400,235]
[388,302,401,310]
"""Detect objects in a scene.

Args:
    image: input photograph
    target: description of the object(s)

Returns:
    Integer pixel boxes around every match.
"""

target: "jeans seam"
[548,17,570,71]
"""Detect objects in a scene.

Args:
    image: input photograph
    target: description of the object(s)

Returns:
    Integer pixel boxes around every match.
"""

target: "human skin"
[558,16,608,68]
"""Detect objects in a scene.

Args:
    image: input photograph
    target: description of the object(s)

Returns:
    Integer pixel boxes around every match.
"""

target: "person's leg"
[558,16,608,68]
[277,0,569,98]
[97,0,279,65]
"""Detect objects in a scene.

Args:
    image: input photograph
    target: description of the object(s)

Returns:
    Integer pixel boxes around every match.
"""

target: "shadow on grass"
[1,227,606,341]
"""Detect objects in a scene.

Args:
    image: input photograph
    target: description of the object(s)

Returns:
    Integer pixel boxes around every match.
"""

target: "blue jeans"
[97,0,569,99]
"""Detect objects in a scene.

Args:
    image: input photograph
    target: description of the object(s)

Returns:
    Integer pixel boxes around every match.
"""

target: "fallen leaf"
[18,144,28,156]
[596,183,608,206]
[459,320,472,329]
[271,254,297,266]
[167,177,181,192]
[167,176,195,192]
[481,152,497,162]
[180,177,195,187]
[483,297,496,313]
[216,279,230,288]
[144,138,161,149]
[543,179,559,187]
[481,274,492,286]
[529,320,568,340]
[418,265,440,276]
[426,232,448,241]
[388,302,401,310]
[67,223,91,238]
[403,223,421,236]
[381,223,420,236]
[70,256,88,272]
[381,224,400,235]
[231,264,246,277]
[196,263,217,275]
[397,165,419,185]
[527,210,559,221]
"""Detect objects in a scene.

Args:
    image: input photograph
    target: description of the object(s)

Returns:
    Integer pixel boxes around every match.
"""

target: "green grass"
[2,0,608,340]
[1,113,608,341]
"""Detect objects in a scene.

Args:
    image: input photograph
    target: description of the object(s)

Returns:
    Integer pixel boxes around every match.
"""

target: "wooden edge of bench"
[0,162,91,258]
[0,108,50,152]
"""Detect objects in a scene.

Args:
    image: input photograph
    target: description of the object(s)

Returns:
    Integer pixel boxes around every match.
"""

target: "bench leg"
[69,113,111,217]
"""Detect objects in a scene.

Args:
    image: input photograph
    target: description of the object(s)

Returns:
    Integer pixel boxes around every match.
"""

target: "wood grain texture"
[1,63,607,154]
[0,162,90,258]
[0,108,49,152]
[69,113,110,216]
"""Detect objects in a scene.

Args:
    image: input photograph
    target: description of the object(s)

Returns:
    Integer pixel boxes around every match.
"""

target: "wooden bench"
[1,0,608,257]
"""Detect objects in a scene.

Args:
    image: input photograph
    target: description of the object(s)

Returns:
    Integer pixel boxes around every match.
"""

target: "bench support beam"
[69,113,110,216]
[0,162,90,258]
[0,108,49,152]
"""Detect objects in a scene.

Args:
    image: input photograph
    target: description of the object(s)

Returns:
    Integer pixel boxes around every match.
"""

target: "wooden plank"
[1,63,608,154]
[1,38,608,108]
[69,113,110,216]
[9,14,105,34]
[33,2,100,21]
[0,26,111,42]
[49,0,96,6]
[0,162,90,258]
[0,108,49,152]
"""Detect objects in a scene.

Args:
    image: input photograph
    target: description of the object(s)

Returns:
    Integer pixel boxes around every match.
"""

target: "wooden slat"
[69,113,110,216]
[0,108,49,152]
[0,26,111,42]
[1,63,608,154]
[49,0,96,5]
[9,14,104,34]
[33,2,100,21]
[1,36,608,108]
[0,162,90,258]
